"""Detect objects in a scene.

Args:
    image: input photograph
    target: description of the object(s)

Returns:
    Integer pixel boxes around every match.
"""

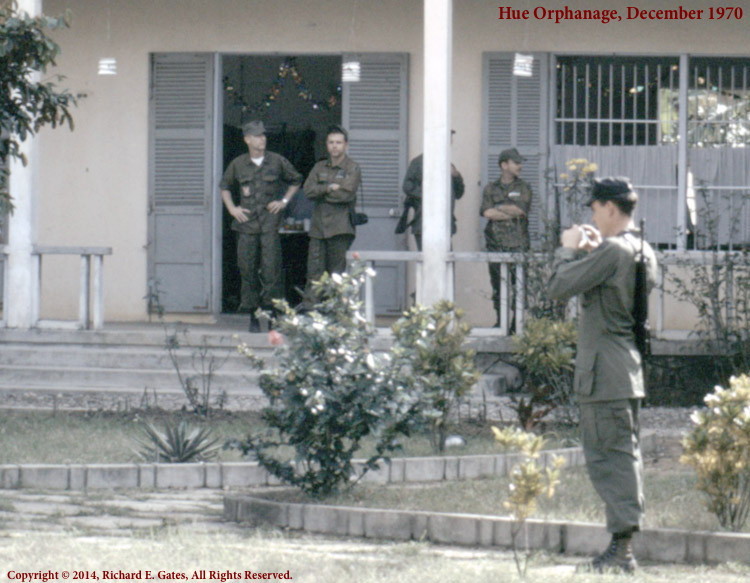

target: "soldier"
[480,147,532,329]
[219,120,302,332]
[400,130,465,251]
[303,125,362,288]
[547,177,658,574]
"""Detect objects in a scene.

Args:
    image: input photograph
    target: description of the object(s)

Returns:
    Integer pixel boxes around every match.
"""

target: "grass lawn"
[1,528,749,583]
[265,464,740,535]
[0,409,572,464]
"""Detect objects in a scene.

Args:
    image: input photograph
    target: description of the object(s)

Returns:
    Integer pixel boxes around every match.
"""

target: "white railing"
[348,249,748,341]
[31,246,113,330]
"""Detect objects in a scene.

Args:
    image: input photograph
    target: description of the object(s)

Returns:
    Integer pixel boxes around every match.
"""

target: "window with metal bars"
[555,56,750,148]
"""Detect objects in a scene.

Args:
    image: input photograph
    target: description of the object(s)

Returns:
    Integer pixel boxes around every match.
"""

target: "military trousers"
[580,399,645,534]
[487,247,524,330]
[306,234,354,285]
[236,231,283,311]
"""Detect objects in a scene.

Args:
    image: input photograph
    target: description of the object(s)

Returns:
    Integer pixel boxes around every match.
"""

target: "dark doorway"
[220,55,342,312]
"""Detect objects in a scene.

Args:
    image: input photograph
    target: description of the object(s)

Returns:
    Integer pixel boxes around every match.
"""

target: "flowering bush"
[232,262,422,498]
[681,374,750,531]
[558,158,598,224]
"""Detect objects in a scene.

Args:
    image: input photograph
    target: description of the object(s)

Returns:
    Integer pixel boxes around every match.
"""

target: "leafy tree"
[1,1,76,214]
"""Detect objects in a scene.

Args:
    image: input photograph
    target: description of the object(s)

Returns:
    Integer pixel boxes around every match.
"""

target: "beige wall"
[37,0,748,325]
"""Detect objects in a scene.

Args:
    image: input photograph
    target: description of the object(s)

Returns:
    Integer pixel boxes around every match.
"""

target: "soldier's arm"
[325,162,361,203]
[547,242,618,301]
[219,163,250,222]
[451,166,465,200]
[303,163,327,200]
[402,158,422,200]
[496,184,532,218]
[221,189,250,223]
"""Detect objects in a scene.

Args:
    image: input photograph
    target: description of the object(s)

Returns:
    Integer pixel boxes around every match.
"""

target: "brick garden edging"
[0,447,585,490]
[222,493,750,566]
[0,432,674,491]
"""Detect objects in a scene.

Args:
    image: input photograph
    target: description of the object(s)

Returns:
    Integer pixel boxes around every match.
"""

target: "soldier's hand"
[579,224,601,251]
[561,225,583,249]
[267,200,286,214]
[230,206,251,223]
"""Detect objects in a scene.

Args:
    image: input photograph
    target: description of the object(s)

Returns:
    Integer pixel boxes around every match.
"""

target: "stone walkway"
[0,488,238,536]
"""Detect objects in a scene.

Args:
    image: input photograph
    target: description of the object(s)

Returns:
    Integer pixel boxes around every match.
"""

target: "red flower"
[352,251,361,260]
[268,330,284,346]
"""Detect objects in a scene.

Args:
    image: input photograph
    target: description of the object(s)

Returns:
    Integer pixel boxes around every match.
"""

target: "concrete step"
[0,344,259,371]
[0,363,259,391]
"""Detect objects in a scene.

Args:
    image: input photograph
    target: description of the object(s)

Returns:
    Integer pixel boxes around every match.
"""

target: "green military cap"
[498,147,525,164]
[586,177,638,206]
[242,120,266,136]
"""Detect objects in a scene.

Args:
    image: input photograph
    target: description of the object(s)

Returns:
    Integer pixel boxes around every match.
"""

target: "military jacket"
[480,178,532,250]
[304,155,362,240]
[547,232,659,403]
[220,151,302,234]
[402,154,465,236]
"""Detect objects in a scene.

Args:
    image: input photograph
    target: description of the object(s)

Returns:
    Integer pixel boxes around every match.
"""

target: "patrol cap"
[498,147,525,164]
[586,177,638,206]
[242,120,266,136]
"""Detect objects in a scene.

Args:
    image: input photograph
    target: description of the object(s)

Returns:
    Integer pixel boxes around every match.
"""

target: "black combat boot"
[578,531,637,574]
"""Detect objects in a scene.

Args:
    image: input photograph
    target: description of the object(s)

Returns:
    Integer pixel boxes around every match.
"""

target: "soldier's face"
[245,133,266,152]
[591,200,614,232]
[326,133,347,159]
[501,160,522,179]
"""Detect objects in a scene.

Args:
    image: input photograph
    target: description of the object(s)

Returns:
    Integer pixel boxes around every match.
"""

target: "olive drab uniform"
[220,151,302,311]
[303,155,362,283]
[480,177,533,323]
[548,231,658,534]
[402,154,465,250]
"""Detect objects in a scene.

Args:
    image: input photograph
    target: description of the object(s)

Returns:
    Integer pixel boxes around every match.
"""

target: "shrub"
[232,262,422,498]
[511,317,577,429]
[681,374,750,531]
[390,301,481,452]
[136,420,220,463]
[492,425,565,577]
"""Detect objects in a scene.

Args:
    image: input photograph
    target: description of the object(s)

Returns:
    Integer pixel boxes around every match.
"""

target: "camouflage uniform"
[480,177,533,316]
[303,155,362,283]
[220,151,302,311]
[548,232,658,535]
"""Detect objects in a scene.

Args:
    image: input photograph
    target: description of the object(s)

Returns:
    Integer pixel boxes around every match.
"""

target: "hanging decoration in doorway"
[224,57,342,115]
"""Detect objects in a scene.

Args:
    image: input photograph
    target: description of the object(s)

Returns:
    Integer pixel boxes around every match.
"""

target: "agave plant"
[136,419,221,463]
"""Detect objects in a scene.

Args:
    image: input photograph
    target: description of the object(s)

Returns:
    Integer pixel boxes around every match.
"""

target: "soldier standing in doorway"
[303,125,362,289]
[219,120,302,332]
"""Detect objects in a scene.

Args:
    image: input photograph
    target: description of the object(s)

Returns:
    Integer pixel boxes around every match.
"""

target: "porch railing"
[348,249,746,341]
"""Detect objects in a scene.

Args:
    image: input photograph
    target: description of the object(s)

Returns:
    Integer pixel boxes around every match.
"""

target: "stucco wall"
[36,0,748,325]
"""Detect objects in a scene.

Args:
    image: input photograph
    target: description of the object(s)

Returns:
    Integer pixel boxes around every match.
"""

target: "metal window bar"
[556,57,684,146]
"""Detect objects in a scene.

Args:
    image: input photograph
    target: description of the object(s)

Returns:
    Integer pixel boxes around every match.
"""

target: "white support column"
[676,53,689,252]
[419,0,453,306]
[6,0,42,329]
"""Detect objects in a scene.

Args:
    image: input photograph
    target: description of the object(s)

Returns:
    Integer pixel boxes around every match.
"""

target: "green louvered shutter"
[482,53,549,247]
[148,53,214,312]
[343,53,408,314]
